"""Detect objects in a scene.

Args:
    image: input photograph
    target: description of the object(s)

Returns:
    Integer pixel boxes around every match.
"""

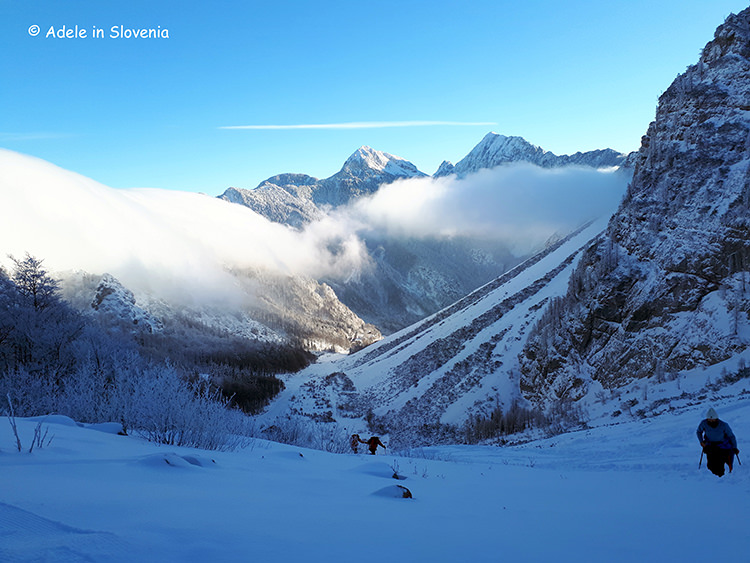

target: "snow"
[344,146,425,178]
[2,395,748,562]
[262,218,613,435]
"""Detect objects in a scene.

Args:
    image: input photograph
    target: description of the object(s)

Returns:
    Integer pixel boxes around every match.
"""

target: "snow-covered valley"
[3,5,750,562]
[1,393,748,562]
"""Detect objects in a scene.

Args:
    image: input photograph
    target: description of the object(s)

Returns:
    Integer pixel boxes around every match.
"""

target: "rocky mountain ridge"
[433,133,630,178]
[61,268,382,356]
[518,6,750,409]
[219,146,427,219]
[221,135,630,225]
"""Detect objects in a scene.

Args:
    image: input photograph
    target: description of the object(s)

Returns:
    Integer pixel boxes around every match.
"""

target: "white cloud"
[0,149,628,307]
[343,162,630,254]
[219,121,496,130]
[0,149,368,304]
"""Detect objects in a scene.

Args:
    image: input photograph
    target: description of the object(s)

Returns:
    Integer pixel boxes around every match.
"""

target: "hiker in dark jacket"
[366,436,386,455]
[697,407,738,477]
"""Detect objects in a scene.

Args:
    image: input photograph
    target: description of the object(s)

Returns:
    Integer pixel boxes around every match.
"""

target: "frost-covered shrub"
[110,361,252,451]
[37,353,253,451]
[0,366,57,417]
[261,416,351,453]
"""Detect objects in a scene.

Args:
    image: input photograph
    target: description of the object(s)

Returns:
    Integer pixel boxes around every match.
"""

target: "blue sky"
[1,0,748,195]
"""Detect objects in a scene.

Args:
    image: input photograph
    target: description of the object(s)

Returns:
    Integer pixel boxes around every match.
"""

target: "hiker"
[366,436,386,455]
[350,433,366,454]
[697,407,739,477]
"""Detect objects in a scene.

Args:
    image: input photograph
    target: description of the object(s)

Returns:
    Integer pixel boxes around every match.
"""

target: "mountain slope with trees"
[519,6,750,409]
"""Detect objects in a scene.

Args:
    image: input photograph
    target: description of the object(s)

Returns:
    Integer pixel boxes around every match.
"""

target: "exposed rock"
[91,273,162,333]
[519,7,750,408]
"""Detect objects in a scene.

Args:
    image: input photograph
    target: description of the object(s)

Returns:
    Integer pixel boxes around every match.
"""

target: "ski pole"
[737,452,742,466]
[699,449,704,469]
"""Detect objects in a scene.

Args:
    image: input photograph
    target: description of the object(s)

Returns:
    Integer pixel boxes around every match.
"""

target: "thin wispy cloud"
[219,121,496,130]
[0,132,74,142]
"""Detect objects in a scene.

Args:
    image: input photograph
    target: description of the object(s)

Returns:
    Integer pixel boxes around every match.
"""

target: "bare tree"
[9,253,60,311]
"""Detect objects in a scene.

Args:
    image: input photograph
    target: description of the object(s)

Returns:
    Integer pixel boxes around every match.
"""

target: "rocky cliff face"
[519,8,750,408]
[90,273,163,333]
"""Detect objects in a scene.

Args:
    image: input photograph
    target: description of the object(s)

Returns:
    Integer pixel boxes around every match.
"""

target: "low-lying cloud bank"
[342,163,630,255]
[0,150,368,303]
[0,149,629,303]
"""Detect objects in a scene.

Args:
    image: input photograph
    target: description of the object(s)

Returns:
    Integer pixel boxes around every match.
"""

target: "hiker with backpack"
[350,433,366,454]
[366,436,386,455]
[697,407,739,477]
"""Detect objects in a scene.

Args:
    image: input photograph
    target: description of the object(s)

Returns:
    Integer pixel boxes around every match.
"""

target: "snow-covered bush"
[0,366,57,417]
[127,363,240,449]
[59,356,253,451]
[260,416,351,453]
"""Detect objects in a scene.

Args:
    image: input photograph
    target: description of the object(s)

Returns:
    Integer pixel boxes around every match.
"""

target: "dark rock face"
[519,8,750,407]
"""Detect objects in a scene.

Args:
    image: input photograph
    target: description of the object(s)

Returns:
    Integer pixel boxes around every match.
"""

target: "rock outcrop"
[519,7,750,407]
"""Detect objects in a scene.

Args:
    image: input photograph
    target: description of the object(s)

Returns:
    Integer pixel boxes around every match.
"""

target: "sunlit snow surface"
[1,397,748,562]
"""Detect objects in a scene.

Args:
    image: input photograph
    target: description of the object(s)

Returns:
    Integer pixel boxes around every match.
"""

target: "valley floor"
[1,397,748,562]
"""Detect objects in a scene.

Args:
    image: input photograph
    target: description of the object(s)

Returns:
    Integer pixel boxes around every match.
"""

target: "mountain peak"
[307,146,426,207]
[342,145,424,178]
[449,131,630,177]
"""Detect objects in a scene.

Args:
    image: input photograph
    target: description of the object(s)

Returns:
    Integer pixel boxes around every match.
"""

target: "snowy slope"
[1,394,748,562]
[261,218,611,445]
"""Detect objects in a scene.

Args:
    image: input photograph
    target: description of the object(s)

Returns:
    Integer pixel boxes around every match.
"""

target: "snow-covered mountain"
[221,141,629,333]
[261,220,609,443]
[313,146,427,207]
[221,174,323,229]
[258,7,750,446]
[222,138,628,228]
[219,146,426,219]
[219,146,527,333]
[434,132,631,178]
[519,6,750,409]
